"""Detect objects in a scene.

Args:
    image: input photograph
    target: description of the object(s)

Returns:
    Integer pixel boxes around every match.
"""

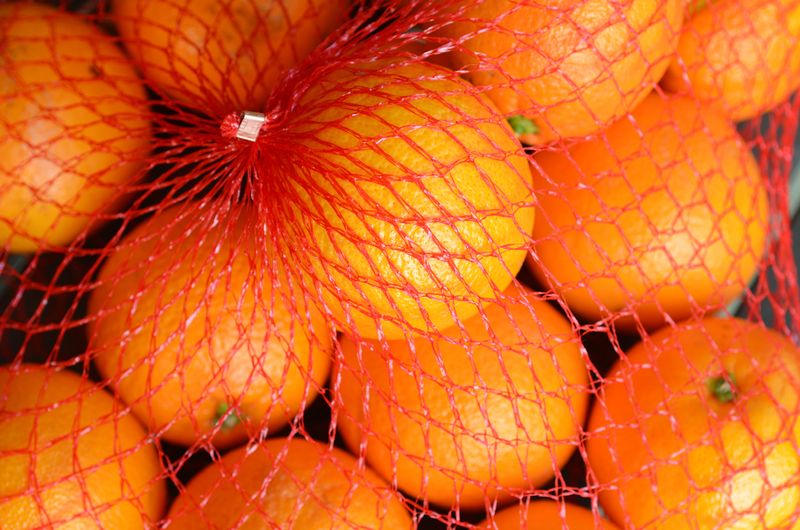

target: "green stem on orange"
[214,403,244,430]
[507,115,539,136]
[707,373,737,404]
[688,0,710,16]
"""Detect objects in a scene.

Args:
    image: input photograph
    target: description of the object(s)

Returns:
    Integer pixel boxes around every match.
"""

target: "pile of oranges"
[2,0,800,528]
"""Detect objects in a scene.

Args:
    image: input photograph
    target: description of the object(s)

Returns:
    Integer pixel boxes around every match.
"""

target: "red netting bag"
[2,0,800,528]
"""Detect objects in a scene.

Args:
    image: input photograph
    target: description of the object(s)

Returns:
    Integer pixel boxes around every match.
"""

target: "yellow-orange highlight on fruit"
[286,58,535,340]
[334,283,589,509]
[113,0,350,109]
[166,437,414,529]
[441,0,683,144]
[662,0,800,121]
[587,317,800,529]
[0,365,166,529]
[89,207,333,448]
[0,3,150,253]
[528,93,768,330]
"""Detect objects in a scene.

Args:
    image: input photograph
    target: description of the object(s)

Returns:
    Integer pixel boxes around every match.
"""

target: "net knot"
[220,113,242,139]
[220,111,267,142]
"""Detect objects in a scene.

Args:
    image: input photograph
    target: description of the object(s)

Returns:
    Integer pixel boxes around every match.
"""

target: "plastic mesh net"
[1,0,800,528]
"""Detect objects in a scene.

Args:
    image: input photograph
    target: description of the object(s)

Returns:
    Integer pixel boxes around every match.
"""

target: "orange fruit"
[89,206,333,448]
[113,0,350,109]
[478,500,621,529]
[440,0,683,144]
[166,437,414,529]
[285,59,535,340]
[528,93,768,331]
[662,0,800,121]
[333,283,589,509]
[587,317,800,529]
[0,3,150,253]
[0,364,166,529]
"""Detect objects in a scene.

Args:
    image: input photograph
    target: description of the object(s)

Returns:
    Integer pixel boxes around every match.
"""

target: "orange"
[88,206,333,448]
[0,364,166,529]
[113,0,350,110]
[440,0,683,144]
[478,500,621,529]
[333,283,589,509]
[0,3,150,253]
[284,59,535,340]
[587,317,800,529]
[165,437,414,529]
[662,0,800,121]
[528,93,768,331]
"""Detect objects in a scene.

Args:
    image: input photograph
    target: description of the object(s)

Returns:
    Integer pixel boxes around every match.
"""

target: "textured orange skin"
[113,0,350,109]
[89,207,333,448]
[0,366,166,529]
[442,0,683,144]
[587,318,800,530]
[334,284,589,510]
[528,93,768,331]
[478,500,621,529]
[287,59,535,340]
[662,0,800,121]
[165,437,413,529]
[0,3,149,253]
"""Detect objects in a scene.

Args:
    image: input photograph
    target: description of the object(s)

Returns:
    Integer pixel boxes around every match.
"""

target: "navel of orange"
[588,317,800,529]
[441,0,683,144]
[89,206,333,448]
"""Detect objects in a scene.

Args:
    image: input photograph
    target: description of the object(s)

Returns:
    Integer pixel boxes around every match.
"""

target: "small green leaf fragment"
[507,115,539,136]
[688,0,708,15]
[214,402,244,430]
[707,373,737,404]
